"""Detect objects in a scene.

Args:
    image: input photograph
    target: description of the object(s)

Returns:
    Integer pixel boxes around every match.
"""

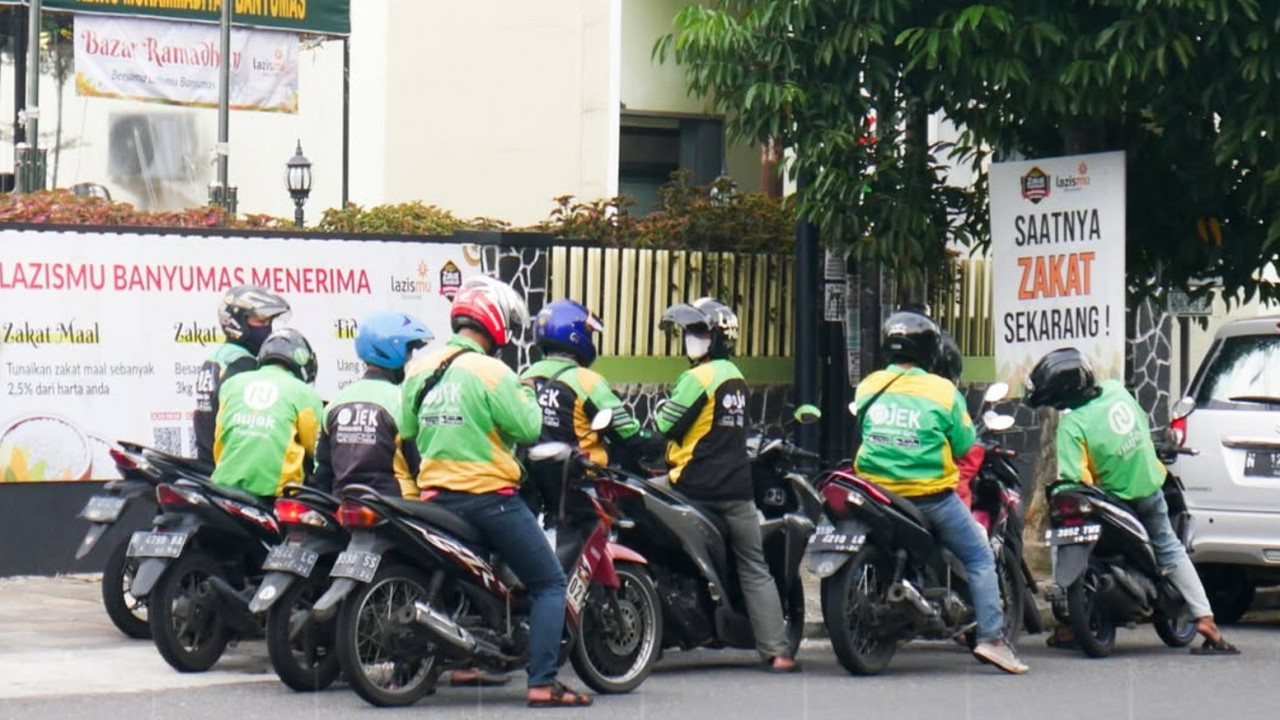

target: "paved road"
[1,575,1277,720]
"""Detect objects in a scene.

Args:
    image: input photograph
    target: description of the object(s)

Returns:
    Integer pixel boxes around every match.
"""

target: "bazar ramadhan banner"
[988,151,1126,388]
[0,230,479,482]
[74,15,299,113]
[0,1,351,36]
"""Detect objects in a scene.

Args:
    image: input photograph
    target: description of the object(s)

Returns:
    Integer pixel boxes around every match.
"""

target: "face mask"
[240,324,273,354]
[684,334,711,361]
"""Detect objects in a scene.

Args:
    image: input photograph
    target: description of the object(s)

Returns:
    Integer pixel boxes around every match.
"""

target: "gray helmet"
[257,328,318,384]
[219,285,290,353]
[660,297,739,359]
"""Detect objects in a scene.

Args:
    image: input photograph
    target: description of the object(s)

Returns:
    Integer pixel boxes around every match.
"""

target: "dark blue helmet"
[355,311,435,370]
[534,299,604,367]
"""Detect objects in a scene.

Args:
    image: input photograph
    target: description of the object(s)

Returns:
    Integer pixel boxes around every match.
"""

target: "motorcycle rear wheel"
[1066,569,1116,658]
[336,563,442,707]
[149,550,231,672]
[822,546,897,675]
[102,538,150,640]
[570,562,663,694]
[267,578,341,692]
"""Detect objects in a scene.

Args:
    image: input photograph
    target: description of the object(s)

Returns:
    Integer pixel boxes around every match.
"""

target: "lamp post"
[286,140,312,228]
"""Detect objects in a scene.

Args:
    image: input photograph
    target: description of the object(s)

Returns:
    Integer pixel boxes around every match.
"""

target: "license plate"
[330,550,380,583]
[1245,450,1280,478]
[79,495,126,523]
[566,564,591,615]
[126,530,190,558]
[1044,523,1102,546]
[262,543,320,577]
[809,523,866,552]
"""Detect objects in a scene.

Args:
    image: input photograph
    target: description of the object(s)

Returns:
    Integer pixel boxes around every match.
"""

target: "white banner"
[989,151,1127,388]
[74,16,299,113]
[0,230,483,482]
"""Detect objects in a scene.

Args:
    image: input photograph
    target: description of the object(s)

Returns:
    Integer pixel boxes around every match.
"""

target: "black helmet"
[1024,347,1098,410]
[881,311,940,367]
[219,285,291,354]
[257,328,318,384]
[933,330,963,385]
[660,297,739,361]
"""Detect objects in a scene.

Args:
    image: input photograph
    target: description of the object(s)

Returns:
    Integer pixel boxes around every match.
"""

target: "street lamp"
[286,140,312,228]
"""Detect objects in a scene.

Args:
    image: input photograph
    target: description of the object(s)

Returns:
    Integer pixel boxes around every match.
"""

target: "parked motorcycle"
[811,382,1025,675]
[1045,441,1201,658]
[127,476,280,672]
[75,441,213,639]
[311,412,661,707]
[608,405,823,659]
[247,484,347,691]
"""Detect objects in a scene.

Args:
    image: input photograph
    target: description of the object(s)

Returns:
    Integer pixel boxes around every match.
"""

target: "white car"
[1171,313,1280,623]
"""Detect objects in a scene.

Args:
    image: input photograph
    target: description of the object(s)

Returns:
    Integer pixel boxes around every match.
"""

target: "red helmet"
[450,276,529,348]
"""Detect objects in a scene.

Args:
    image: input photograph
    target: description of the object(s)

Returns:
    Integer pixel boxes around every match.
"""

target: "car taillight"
[1170,415,1187,447]
[274,498,328,528]
[156,484,205,509]
[337,500,383,528]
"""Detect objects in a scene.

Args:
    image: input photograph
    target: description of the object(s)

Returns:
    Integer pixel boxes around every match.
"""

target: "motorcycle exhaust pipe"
[402,600,517,663]
[206,576,264,634]
[886,580,939,621]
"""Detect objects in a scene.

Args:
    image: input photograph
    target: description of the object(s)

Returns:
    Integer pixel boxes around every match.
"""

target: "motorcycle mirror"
[590,408,614,432]
[982,410,1016,432]
[983,381,1010,404]
[847,400,859,417]
[1171,395,1195,418]
[793,404,822,424]
[526,442,575,464]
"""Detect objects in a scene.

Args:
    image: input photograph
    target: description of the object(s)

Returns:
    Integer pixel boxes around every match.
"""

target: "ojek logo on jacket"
[867,403,922,429]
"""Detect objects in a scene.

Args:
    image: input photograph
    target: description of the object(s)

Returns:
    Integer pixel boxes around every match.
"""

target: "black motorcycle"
[75,442,213,639]
[127,476,281,672]
[247,484,347,691]
[811,383,1025,675]
[1045,441,1201,658]
[608,405,823,659]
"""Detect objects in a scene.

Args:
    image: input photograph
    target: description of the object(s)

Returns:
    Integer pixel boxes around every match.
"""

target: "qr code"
[152,427,183,456]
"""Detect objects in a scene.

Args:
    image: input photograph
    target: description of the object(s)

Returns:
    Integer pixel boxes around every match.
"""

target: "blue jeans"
[431,491,568,686]
[1131,491,1213,618]
[914,491,1005,643]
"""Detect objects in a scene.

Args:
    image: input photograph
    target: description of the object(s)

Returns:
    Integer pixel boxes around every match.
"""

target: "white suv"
[1171,313,1280,623]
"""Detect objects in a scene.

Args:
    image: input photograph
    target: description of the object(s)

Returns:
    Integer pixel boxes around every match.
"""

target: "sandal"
[450,669,511,687]
[1189,637,1241,656]
[1046,628,1079,650]
[764,657,801,674]
[528,681,593,708]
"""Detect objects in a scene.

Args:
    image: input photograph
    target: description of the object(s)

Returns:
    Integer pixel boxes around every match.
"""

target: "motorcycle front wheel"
[1066,568,1116,658]
[267,578,341,692]
[336,563,442,707]
[822,545,897,675]
[149,550,231,672]
[102,538,150,640]
[1153,609,1198,648]
[570,562,663,694]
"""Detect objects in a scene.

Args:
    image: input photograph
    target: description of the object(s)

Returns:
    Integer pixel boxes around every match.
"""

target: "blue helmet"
[534,299,604,367]
[355,311,435,370]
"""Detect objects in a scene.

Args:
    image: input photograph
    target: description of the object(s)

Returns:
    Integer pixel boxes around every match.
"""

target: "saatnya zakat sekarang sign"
[0,229,481,482]
[988,151,1127,388]
[75,15,299,113]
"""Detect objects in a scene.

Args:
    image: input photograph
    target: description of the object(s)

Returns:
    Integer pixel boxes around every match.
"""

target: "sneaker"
[973,641,1030,675]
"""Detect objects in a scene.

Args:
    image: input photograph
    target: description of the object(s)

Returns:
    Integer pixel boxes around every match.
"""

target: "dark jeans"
[430,490,568,686]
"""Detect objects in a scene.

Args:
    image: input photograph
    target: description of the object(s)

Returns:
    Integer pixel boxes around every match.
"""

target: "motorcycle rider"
[211,328,324,500]
[194,285,291,463]
[520,299,662,512]
[853,311,1029,674]
[400,276,592,707]
[1024,347,1240,655]
[309,310,434,499]
[655,297,799,673]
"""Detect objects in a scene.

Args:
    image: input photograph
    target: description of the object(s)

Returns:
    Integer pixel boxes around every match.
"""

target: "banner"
[0,229,485,482]
[0,1,351,36]
[989,151,1126,388]
[74,16,299,113]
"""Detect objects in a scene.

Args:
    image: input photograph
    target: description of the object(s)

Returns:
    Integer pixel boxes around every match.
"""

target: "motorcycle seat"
[199,480,276,512]
[876,485,935,532]
[383,497,486,546]
[645,476,734,538]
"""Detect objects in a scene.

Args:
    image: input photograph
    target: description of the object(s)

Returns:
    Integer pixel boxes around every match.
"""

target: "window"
[1192,334,1280,410]
[619,114,724,214]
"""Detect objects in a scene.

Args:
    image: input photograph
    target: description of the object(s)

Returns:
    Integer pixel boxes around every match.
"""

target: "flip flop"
[1189,637,1240,656]
[528,681,593,708]
[449,669,511,687]
[1046,629,1079,650]
[764,658,802,674]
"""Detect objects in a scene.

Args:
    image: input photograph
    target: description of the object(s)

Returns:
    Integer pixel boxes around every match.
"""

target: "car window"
[1193,334,1280,410]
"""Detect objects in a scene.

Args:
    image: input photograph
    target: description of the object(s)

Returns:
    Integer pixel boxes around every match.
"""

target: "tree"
[657,0,1280,306]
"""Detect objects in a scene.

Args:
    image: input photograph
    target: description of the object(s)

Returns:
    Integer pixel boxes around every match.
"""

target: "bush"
[0,190,291,229]
[315,201,510,235]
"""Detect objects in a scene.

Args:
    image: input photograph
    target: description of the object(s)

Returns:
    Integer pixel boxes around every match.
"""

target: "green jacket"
[520,356,642,467]
[212,364,324,497]
[853,365,975,498]
[655,358,752,501]
[400,334,541,494]
[1057,379,1166,500]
